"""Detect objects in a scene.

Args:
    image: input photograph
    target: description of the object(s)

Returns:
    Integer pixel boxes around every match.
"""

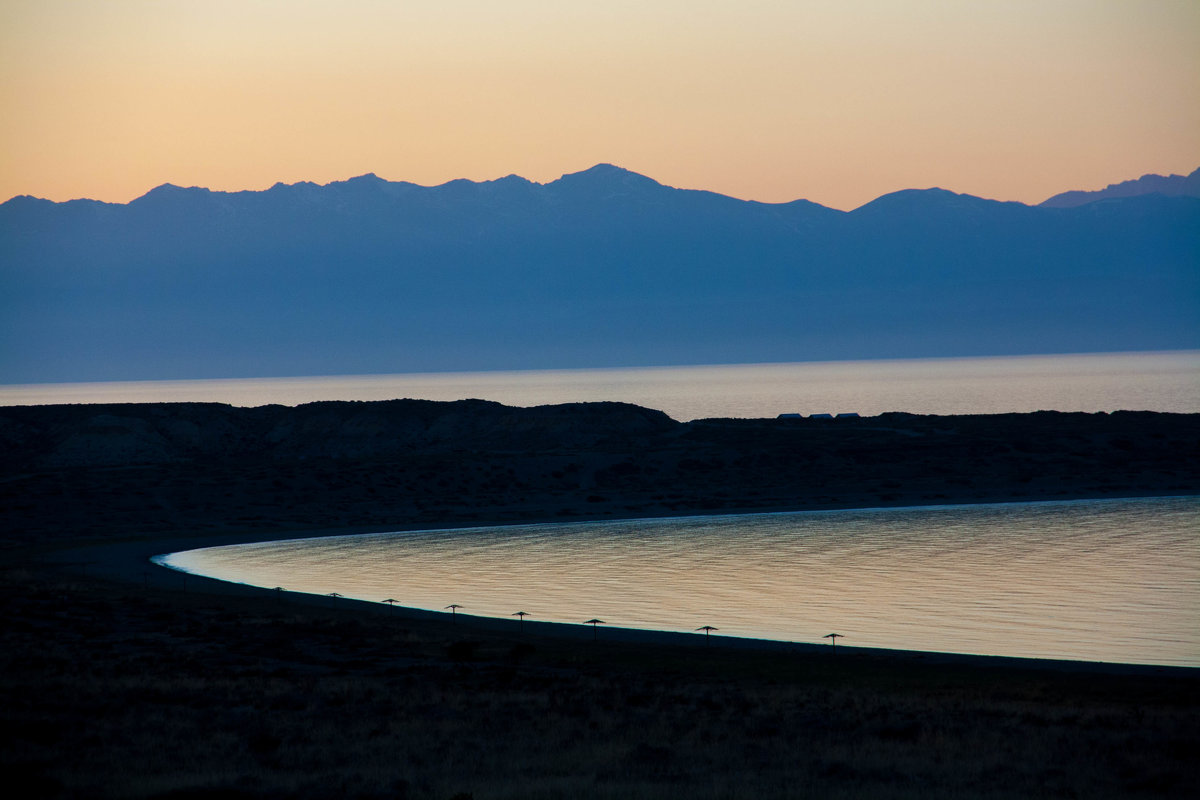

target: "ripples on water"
[161,497,1200,667]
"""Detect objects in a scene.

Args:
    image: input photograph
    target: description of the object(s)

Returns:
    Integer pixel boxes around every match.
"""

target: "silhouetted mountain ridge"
[1,165,1197,382]
[1040,166,1200,208]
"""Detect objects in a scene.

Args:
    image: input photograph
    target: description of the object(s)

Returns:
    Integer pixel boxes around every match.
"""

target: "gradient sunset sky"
[3,0,1197,210]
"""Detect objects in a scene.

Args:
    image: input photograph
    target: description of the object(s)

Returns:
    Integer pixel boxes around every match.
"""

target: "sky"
[2,0,1198,211]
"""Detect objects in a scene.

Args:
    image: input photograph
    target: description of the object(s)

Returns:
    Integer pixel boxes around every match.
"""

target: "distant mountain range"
[2,164,1197,383]
[1040,167,1200,208]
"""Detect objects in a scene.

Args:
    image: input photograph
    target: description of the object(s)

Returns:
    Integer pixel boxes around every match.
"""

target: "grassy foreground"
[2,540,1197,800]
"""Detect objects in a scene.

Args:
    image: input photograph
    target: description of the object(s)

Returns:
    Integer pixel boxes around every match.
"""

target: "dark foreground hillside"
[2,400,1197,546]
[1,402,1198,799]
[3,556,1196,800]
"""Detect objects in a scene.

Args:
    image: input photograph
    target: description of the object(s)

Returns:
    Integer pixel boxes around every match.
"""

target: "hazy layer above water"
[4,351,1198,421]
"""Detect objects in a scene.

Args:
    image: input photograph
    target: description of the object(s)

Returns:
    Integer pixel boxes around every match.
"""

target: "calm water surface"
[159,496,1200,667]
[5,351,1198,420]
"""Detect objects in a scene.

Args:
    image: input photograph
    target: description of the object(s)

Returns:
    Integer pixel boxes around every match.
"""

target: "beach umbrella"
[583,619,606,641]
[695,625,719,643]
[823,632,843,650]
[512,611,529,632]
[382,598,398,613]
[445,604,462,622]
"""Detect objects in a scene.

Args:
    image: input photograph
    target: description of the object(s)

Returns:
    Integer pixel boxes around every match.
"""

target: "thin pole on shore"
[823,632,843,650]
[383,598,399,614]
[513,611,529,632]
[445,604,462,623]
[584,619,605,641]
[696,625,718,644]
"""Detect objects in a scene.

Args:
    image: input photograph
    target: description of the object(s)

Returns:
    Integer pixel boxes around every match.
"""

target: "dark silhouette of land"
[2,401,1196,546]
[1,401,1197,798]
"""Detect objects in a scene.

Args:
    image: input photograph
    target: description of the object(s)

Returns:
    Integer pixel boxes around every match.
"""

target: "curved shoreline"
[56,498,1199,678]
[7,405,1198,797]
[13,496,1200,799]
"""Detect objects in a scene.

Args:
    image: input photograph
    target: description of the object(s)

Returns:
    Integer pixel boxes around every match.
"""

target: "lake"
[25,350,1195,666]
[3,350,1198,420]
[158,496,1200,668]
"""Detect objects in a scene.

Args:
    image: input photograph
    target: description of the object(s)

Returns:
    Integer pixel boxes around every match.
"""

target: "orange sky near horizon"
[2,0,1197,210]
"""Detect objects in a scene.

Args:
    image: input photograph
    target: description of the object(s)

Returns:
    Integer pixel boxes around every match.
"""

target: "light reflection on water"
[160,496,1200,667]
[6,351,1199,420]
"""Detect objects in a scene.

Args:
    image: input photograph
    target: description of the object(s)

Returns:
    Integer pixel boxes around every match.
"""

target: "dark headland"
[2,401,1198,799]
